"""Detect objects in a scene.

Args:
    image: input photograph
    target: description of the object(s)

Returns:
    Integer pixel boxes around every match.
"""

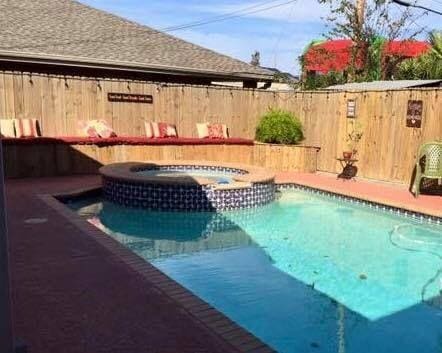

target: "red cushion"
[1,136,254,146]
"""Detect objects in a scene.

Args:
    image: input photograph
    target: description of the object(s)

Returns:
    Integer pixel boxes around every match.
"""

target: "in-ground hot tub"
[100,161,276,211]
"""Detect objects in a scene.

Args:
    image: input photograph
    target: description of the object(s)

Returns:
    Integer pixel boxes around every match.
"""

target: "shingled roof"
[0,0,273,81]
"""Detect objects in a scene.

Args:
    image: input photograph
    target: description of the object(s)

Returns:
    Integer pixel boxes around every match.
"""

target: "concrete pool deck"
[6,173,441,353]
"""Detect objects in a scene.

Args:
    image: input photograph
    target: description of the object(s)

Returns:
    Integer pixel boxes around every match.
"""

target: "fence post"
[0,138,14,353]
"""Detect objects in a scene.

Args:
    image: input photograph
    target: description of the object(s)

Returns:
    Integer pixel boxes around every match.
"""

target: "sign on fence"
[406,100,423,128]
[108,93,153,103]
[347,99,356,118]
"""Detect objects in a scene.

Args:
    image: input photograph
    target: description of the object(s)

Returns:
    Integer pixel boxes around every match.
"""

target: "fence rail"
[0,71,440,184]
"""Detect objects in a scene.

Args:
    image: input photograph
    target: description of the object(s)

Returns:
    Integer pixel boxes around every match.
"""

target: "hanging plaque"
[406,100,423,128]
[108,92,153,103]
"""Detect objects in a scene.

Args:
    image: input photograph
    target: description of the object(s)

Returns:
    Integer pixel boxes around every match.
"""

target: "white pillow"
[196,123,209,138]
[0,119,16,137]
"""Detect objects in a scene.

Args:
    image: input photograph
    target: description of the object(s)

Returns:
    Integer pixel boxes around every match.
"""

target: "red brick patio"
[6,173,440,353]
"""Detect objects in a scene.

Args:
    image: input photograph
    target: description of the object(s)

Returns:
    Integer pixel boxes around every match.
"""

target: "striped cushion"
[0,119,16,138]
[144,122,177,138]
[14,119,41,137]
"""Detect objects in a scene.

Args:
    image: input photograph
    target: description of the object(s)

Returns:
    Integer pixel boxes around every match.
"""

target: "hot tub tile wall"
[103,178,275,211]
[208,183,275,211]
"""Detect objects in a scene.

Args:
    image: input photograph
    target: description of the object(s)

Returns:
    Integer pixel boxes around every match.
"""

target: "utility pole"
[348,0,366,82]
[356,0,366,31]
[0,138,14,353]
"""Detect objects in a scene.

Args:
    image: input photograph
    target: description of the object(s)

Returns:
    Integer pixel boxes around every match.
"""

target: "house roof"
[0,0,273,81]
[325,80,442,91]
[303,39,430,74]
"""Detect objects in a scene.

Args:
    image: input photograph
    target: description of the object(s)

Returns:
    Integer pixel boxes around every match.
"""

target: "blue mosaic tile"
[102,175,275,212]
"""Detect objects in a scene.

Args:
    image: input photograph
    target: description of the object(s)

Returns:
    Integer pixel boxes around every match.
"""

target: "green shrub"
[255,109,304,144]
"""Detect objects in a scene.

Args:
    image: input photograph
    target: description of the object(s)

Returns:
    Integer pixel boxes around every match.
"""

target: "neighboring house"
[211,81,296,91]
[0,0,272,87]
[261,67,299,83]
[212,67,299,91]
[302,39,430,76]
[325,80,442,91]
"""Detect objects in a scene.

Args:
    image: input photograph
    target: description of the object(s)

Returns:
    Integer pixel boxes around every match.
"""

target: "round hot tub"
[100,161,276,211]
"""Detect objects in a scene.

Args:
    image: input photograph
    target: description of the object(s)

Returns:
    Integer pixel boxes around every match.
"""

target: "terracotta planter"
[343,151,353,159]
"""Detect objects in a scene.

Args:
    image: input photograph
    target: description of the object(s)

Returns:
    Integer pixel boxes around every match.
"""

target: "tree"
[396,31,442,79]
[302,0,425,86]
[250,51,261,66]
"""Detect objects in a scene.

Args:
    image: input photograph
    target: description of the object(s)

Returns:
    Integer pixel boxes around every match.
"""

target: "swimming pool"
[69,188,442,353]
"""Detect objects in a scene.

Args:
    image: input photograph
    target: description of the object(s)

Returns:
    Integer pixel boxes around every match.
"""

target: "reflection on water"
[74,198,265,260]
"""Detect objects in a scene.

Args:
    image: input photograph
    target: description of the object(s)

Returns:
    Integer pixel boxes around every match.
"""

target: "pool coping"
[99,161,275,190]
[39,188,276,353]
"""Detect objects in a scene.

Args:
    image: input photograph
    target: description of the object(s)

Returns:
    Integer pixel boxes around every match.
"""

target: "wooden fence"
[0,71,440,184]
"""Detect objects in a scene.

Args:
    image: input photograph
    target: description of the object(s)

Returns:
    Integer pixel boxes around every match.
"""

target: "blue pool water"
[136,168,237,184]
[69,189,442,353]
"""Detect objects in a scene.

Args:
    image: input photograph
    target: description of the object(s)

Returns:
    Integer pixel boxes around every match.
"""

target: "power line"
[161,0,284,32]
[271,0,297,67]
[393,3,430,32]
[426,0,442,7]
[162,0,299,32]
[392,0,442,15]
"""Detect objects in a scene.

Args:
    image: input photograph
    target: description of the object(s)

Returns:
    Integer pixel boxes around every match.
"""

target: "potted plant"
[255,108,304,145]
[343,123,363,159]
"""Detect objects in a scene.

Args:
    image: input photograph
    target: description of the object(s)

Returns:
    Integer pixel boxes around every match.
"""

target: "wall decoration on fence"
[406,100,423,128]
[346,99,356,118]
[108,93,153,103]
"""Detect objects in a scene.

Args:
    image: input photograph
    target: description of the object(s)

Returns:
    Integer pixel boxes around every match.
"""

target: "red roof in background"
[304,39,430,74]
[383,40,430,57]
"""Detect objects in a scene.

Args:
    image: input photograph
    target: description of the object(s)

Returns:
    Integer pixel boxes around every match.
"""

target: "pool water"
[136,168,237,184]
[69,189,442,353]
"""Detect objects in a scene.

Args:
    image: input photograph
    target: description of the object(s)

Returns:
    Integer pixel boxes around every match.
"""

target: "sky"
[80,0,441,75]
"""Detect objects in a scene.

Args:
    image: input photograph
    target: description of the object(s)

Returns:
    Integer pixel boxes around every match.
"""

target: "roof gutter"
[0,51,273,81]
